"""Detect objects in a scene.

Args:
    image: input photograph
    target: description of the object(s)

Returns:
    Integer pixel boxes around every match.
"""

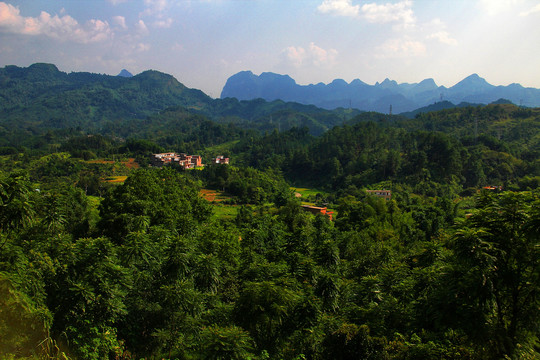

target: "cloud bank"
[0,2,112,43]
[318,0,415,27]
[283,42,338,68]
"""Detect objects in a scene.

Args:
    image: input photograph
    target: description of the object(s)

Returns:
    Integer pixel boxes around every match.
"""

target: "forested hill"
[0,63,211,123]
[0,63,359,137]
[235,103,540,193]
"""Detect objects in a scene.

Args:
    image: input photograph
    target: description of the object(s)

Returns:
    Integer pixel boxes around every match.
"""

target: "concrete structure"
[366,190,392,200]
[213,155,229,164]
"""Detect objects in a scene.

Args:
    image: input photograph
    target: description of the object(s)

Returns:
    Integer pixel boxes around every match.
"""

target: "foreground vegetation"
[1,165,538,359]
[0,64,539,359]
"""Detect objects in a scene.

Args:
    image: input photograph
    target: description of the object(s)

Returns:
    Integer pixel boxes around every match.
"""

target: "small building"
[366,189,392,200]
[482,185,503,191]
[301,205,333,221]
[213,155,229,165]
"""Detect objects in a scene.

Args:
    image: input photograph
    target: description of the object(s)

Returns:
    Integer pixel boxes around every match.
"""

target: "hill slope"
[0,63,361,137]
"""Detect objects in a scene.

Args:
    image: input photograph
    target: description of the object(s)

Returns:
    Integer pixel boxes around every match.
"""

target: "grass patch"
[204,140,239,154]
[291,187,330,198]
[201,189,238,220]
[211,204,238,220]
[88,159,115,164]
[87,158,139,169]
[200,189,232,202]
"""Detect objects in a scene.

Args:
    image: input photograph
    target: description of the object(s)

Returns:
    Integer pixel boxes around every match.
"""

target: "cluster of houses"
[151,152,202,169]
[151,153,229,170]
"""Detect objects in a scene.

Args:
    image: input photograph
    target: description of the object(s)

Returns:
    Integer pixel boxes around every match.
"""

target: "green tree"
[447,191,540,358]
[199,325,255,360]
[99,168,211,242]
[0,173,36,232]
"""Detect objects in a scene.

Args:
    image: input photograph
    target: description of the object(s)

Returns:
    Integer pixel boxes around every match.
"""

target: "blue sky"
[1,0,539,97]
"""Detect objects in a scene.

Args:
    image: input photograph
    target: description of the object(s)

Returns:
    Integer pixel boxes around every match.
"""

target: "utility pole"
[474,117,478,142]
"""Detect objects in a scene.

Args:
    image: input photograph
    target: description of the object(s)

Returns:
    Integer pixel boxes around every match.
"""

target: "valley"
[0,64,539,360]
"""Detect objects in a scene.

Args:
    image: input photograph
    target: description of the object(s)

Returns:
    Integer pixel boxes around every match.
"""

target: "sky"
[1,0,539,98]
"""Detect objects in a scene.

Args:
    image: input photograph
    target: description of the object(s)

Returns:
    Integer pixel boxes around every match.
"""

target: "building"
[151,153,203,170]
[213,155,229,165]
[482,185,503,191]
[301,205,334,221]
[366,189,392,200]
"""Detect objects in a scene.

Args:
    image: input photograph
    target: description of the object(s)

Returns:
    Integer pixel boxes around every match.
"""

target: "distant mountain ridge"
[221,71,540,113]
[0,63,361,137]
[117,69,133,77]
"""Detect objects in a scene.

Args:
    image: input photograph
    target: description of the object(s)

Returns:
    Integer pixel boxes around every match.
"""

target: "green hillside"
[0,63,360,141]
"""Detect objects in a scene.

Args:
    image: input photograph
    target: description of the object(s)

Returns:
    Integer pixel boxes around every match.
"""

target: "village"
[151,152,229,170]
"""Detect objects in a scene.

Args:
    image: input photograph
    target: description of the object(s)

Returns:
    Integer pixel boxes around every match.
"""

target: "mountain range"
[221,71,540,113]
[2,63,538,144]
[0,63,360,137]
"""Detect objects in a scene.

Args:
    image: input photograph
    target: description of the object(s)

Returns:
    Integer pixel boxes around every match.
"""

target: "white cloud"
[282,42,338,67]
[83,19,112,42]
[112,15,127,29]
[428,31,457,45]
[135,42,151,52]
[0,2,23,27]
[317,0,360,17]
[141,0,169,17]
[283,46,307,67]
[317,0,416,28]
[422,18,457,45]
[139,0,174,28]
[134,19,149,35]
[376,37,426,58]
[520,3,540,16]
[309,42,338,66]
[153,17,173,28]
[108,0,128,5]
[479,0,522,15]
[361,0,415,26]
[0,2,112,43]
[145,0,168,12]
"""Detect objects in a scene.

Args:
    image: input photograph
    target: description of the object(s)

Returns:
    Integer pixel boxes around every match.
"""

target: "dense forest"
[1,64,539,360]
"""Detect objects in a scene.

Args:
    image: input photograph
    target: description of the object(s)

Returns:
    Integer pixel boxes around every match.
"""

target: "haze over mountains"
[3,63,540,140]
[221,71,540,113]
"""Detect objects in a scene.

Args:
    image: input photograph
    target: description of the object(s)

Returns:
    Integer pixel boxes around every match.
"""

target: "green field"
[203,140,239,155]
[290,187,329,198]
[210,204,239,220]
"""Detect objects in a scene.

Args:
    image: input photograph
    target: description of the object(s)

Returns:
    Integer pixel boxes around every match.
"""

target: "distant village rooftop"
[366,189,392,200]
[301,205,333,221]
[213,155,229,164]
